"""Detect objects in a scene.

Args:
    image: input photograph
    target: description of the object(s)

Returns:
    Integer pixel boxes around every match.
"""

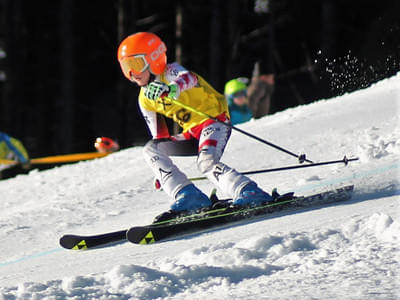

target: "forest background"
[1,0,399,159]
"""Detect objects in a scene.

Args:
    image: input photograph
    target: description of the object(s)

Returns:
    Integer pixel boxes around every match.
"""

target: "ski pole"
[165,96,313,163]
[188,156,359,181]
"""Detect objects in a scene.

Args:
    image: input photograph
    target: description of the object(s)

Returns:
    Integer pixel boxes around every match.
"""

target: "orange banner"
[0,152,109,165]
[0,159,18,165]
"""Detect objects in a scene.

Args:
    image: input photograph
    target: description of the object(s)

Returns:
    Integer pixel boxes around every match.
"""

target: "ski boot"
[153,184,212,223]
[232,182,273,207]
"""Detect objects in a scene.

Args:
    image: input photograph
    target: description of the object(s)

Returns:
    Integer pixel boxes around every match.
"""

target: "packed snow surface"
[0,74,399,299]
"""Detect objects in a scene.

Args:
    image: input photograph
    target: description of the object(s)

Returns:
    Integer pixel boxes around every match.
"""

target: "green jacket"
[0,132,29,163]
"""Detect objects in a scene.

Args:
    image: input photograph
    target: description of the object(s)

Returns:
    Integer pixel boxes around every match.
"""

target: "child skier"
[117,32,272,220]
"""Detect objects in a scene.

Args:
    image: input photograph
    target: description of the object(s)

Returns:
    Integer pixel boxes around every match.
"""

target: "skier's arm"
[165,62,198,98]
[139,102,170,139]
[144,63,198,101]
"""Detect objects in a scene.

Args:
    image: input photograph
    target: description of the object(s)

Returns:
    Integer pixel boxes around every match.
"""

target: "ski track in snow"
[0,74,399,299]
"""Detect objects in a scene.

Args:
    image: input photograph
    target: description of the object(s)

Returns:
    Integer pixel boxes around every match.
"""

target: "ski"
[126,185,354,245]
[59,185,353,250]
[59,229,127,250]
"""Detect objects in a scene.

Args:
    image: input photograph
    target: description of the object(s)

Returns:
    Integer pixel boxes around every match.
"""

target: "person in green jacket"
[225,78,253,125]
[0,132,29,168]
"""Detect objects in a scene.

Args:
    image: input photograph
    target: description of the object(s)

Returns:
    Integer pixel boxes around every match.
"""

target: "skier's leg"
[143,138,210,212]
[196,121,248,198]
[197,121,272,206]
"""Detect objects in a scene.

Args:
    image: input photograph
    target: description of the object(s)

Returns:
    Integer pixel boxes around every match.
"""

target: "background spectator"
[224,78,253,125]
[0,132,29,165]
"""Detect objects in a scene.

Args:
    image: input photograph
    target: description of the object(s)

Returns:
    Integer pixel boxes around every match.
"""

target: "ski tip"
[59,235,88,250]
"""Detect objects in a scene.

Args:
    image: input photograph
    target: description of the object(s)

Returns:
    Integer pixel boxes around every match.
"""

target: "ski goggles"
[120,54,149,77]
[231,90,247,98]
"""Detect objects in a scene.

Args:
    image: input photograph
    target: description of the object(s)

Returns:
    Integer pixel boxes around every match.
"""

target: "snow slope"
[0,74,399,299]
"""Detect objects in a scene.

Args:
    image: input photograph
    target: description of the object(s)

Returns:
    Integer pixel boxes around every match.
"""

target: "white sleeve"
[139,101,169,139]
[165,62,198,92]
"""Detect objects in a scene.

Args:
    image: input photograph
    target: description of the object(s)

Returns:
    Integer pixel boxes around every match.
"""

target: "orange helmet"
[94,137,120,153]
[117,32,167,79]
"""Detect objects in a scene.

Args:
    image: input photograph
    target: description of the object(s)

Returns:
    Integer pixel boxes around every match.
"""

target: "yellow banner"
[0,152,109,165]
[31,152,109,164]
[0,159,18,165]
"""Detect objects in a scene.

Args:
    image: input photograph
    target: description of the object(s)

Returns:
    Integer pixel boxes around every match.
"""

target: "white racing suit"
[139,62,253,203]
